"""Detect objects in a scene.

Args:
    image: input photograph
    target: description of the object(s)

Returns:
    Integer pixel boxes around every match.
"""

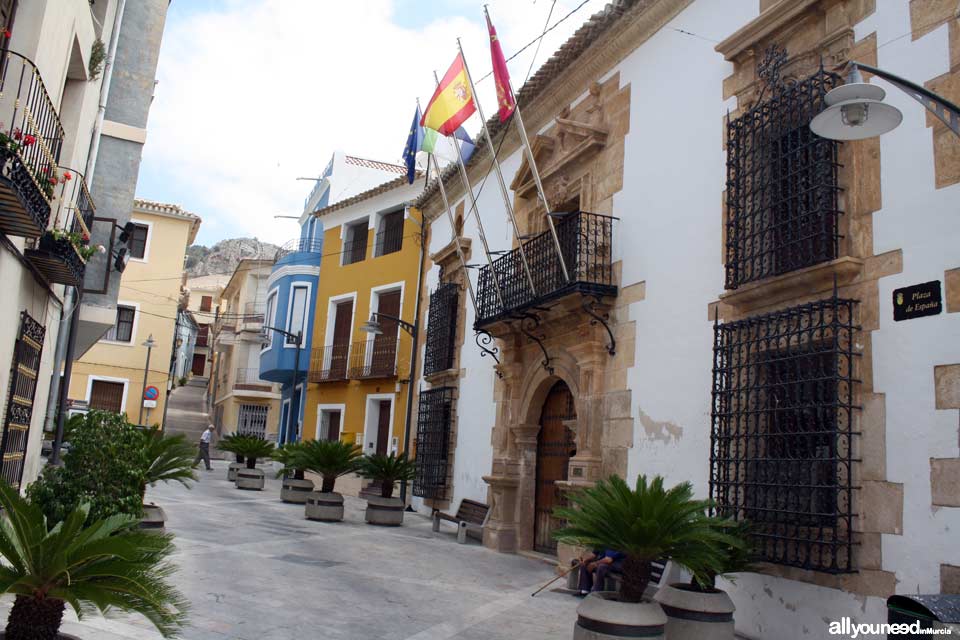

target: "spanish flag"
[421,54,476,136]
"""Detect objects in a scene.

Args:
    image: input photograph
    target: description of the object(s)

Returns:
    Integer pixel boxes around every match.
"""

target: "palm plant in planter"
[228,436,274,491]
[357,453,416,526]
[217,433,247,481]
[554,475,738,640]
[0,482,188,640]
[654,519,754,640]
[272,442,314,504]
[139,429,197,530]
[298,440,362,522]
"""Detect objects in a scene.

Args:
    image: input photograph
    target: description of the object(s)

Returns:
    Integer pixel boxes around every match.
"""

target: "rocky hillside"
[185,238,279,277]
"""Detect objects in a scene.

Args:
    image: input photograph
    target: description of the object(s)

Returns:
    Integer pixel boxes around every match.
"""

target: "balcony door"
[330,300,353,378]
[371,290,400,376]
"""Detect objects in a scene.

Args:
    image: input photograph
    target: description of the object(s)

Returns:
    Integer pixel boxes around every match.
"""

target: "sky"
[135,0,609,247]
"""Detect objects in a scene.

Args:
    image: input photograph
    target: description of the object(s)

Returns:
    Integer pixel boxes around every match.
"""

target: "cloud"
[139,0,606,246]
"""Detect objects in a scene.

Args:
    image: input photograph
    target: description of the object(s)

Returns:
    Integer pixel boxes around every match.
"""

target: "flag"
[454,126,475,164]
[402,104,423,184]
[421,54,476,136]
[486,12,516,122]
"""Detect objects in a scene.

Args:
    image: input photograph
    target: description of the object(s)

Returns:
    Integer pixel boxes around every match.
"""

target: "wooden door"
[89,380,124,413]
[376,400,391,455]
[534,381,576,554]
[330,300,352,378]
[371,290,400,376]
[191,353,206,376]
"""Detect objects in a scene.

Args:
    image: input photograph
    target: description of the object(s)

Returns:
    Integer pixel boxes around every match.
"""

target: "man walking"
[193,424,214,471]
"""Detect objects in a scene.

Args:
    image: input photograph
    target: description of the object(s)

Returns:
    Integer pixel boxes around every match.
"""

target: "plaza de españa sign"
[893,281,942,322]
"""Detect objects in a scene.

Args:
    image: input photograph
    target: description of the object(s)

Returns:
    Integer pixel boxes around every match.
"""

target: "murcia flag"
[486,12,516,122]
[421,54,476,136]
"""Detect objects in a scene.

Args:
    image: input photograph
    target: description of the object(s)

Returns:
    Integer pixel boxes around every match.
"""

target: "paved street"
[7,464,578,639]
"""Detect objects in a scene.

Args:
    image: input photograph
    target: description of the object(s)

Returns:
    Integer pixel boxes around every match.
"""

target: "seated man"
[577,548,626,596]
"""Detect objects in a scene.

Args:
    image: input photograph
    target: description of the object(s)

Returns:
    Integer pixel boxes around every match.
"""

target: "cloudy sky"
[135,0,609,247]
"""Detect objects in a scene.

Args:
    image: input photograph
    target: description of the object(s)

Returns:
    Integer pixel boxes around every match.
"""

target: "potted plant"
[229,436,274,490]
[357,452,416,526]
[298,440,362,522]
[217,433,247,481]
[138,428,198,530]
[0,482,188,640]
[654,519,753,640]
[272,442,314,503]
[554,475,737,640]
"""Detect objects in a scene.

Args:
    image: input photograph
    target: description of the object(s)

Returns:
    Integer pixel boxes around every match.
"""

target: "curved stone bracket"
[581,294,616,356]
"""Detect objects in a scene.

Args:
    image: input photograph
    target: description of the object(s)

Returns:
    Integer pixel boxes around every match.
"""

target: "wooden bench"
[432,499,490,544]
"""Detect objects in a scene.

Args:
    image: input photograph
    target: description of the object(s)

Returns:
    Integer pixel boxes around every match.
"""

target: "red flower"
[22,134,35,146]
[63,171,72,181]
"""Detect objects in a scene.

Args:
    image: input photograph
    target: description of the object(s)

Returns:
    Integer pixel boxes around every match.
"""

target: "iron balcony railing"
[308,344,350,383]
[0,51,65,239]
[348,335,398,379]
[234,368,271,390]
[475,211,617,327]
[374,224,403,257]
[275,237,323,261]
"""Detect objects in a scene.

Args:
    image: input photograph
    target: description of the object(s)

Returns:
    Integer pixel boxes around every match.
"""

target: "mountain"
[185,238,279,277]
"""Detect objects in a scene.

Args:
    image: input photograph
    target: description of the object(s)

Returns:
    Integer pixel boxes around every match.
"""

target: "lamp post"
[811,61,960,141]
[138,334,157,426]
[259,326,302,445]
[360,311,419,506]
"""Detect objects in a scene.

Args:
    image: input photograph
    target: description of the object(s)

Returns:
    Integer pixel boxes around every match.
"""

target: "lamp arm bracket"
[851,61,960,138]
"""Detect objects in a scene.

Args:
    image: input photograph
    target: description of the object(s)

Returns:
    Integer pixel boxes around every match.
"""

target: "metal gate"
[1,311,45,489]
[534,380,576,554]
[237,404,268,439]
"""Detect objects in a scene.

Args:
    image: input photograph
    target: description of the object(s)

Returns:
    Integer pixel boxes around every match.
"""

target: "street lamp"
[811,61,960,141]
[258,325,303,444]
[138,334,157,426]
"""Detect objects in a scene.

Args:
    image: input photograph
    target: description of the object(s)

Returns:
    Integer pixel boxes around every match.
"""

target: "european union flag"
[403,104,423,184]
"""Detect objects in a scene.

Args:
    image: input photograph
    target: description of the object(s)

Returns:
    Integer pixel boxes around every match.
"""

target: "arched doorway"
[534,380,576,554]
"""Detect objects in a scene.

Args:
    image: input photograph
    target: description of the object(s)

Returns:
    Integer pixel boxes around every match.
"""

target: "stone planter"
[236,467,265,490]
[305,491,344,522]
[140,503,166,532]
[364,495,404,526]
[281,477,314,503]
[573,592,667,640]
[653,583,735,640]
[227,462,244,482]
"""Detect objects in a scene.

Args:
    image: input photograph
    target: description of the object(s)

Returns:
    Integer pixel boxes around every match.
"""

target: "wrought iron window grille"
[413,387,456,500]
[424,282,460,377]
[709,290,860,573]
[724,64,843,290]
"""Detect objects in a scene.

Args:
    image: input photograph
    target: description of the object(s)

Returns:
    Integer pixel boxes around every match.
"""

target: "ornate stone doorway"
[534,380,576,554]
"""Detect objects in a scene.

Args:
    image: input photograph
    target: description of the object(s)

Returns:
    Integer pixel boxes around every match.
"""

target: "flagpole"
[456,39,538,298]
[433,70,507,314]
[484,5,571,284]
[428,152,479,315]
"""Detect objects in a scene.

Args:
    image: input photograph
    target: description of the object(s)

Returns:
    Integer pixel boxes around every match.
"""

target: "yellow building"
[68,199,200,425]
[210,258,281,439]
[303,172,423,495]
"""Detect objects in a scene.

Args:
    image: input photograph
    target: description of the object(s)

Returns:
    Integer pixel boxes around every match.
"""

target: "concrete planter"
[236,467,265,490]
[364,495,404,526]
[653,583,735,640]
[305,491,344,522]
[140,503,166,532]
[573,592,667,640]
[281,477,315,503]
[227,462,244,482]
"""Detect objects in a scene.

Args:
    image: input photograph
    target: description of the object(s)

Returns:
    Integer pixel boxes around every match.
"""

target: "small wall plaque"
[893,281,942,321]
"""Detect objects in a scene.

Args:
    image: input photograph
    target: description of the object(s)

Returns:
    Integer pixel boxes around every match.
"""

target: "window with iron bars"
[413,387,455,500]
[709,293,859,573]
[724,67,842,289]
[423,283,459,376]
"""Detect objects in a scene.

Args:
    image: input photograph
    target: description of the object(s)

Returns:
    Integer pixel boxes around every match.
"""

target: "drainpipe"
[399,207,426,508]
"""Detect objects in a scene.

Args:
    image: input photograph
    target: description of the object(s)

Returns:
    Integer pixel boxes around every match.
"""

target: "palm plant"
[228,436,275,469]
[140,429,197,502]
[357,452,416,499]
[553,475,741,603]
[272,442,307,480]
[296,440,362,493]
[0,482,188,640]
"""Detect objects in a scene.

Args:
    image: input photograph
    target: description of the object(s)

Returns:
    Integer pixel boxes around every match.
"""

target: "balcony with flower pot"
[0,51,64,239]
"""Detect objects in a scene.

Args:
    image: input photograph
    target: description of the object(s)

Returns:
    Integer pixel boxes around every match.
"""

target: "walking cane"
[531,560,581,597]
